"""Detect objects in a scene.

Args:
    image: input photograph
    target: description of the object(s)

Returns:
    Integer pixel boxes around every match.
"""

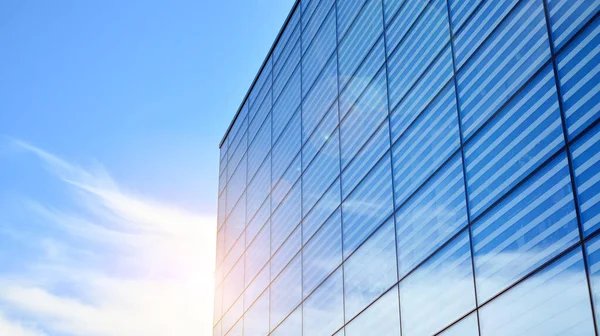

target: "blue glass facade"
[215,0,600,335]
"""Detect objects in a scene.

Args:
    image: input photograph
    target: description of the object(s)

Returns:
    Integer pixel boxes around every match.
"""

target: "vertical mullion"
[444,0,482,335]
[380,0,403,334]
[541,1,599,334]
[299,2,305,335]
[333,0,347,332]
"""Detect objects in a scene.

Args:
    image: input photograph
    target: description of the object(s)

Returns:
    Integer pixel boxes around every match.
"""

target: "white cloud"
[0,140,216,336]
[0,312,46,336]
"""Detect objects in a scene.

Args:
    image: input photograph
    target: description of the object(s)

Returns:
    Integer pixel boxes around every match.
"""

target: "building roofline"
[218,0,302,149]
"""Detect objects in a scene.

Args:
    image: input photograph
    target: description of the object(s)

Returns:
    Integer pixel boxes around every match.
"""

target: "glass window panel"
[303,9,336,96]
[479,249,596,335]
[228,137,247,182]
[273,111,301,183]
[246,223,270,287]
[219,168,227,195]
[400,231,476,336]
[228,105,248,161]
[218,191,227,230]
[273,70,301,143]
[247,154,271,222]
[385,0,428,54]
[223,236,244,278]
[226,318,242,336]
[465,65,564,218]
[303,178,341,242]
[225,194,246,253]
[343,155,394,257]
[437,313,479,336]
[217,227,225,267]
[272,154,301,211]
[244,266,269,311]
[337,0,367,39]
[386,0,449,110]
[274,8,301,64]
[223,296,243,336]
[214,284,223,326]
[572,123,600,235]
[339,38,385,119]
[274,43,301,101]
[302,0,335,54]
[342,120,389,200]
[340,70,388,170]
[392,82,460,207]
[246,199,269,248]
[244,290,269,336]
[303,130,340,214]
[586,234,600,325]
[345,286,401,336]
[547,0,600,50]
[344,218,398,320]
[303,55,338,141]
[271,226,301,280]
[303,209,343,297]
[275,18,300,77]
[453,0,519,70]
[557,16,600,139]
[448,0,482,33]
[227,157,247,216]
[223,258,244,312]
[271,181,302,254]
[272,306,302,336]
[249,90,272,145]
[389,49,454,144]
[271,255,302,330]
[472,154,580,302]
[303,269,345,336]
[457,0,550,139]
[395,155,468,278]
[249,63,272,118]
[248,117,271,184]
[220,141,228,175]
[303,102,339,171]
[338,0,383,90]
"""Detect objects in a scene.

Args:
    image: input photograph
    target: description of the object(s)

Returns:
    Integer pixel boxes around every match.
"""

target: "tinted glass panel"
[572,123,600,235]
[472,154,579,302]
[344,218,397,320]
[303,269,344,336]
[556,16,600,139]
[345,286,401,336]
[479,249,596,335]
[400,231,476,336]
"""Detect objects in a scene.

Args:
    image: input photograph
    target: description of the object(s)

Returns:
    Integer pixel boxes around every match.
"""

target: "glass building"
[214,0,600,335]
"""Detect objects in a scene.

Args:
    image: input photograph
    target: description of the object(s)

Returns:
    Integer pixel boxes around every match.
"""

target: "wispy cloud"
[0,139,216,335]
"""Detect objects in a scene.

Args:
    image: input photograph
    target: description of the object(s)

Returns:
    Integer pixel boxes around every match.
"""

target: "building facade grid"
[215,0,600,335]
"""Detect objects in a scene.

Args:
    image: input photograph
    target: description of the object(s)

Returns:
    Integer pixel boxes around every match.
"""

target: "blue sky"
[0,1,294,335]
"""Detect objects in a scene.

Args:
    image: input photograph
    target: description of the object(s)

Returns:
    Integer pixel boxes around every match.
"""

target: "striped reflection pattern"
[215,0,600,335]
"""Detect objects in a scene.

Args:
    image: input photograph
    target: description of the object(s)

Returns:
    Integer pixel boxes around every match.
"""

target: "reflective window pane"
[572,122,600,236]
[479,249,596,335]
[472,154,579,302]
[556,15,600,139]
[303,269,344,336]
[344,218,397,320]
[244,291,269,336]
[400,231,476,336]
[395,155,468,278]
[437,313,479,336]
[303,209,342,297]
[345,286,401,336]
[271,255,302,329]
